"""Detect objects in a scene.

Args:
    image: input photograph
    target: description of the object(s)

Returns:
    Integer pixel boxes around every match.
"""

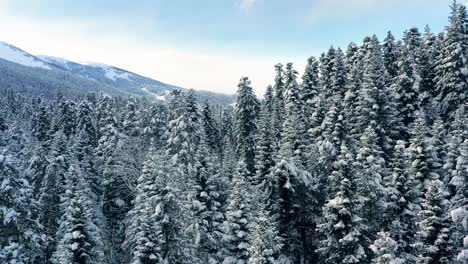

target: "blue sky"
[0,0,454,95]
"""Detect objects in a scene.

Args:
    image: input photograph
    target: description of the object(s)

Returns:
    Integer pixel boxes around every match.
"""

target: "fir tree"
[223,161,252,264]
[52,163,105,264]
[235,77,259,177]
[317,144,369,264]
[435,0,468,118]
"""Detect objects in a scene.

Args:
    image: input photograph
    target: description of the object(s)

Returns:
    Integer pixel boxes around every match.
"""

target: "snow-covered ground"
[0,41,51,69]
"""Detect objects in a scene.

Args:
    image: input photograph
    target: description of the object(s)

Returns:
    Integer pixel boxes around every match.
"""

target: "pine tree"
[382,31,400,81]
[0,144,45,263]
[370,231,404,264]
[354,126,386,233]
[38,130,70,261]
[435,0,468,118]
[223,161,252,264]
[413,178,453,264]
[394,28,422,127]
[272,63,285,153]
[124,149,187,264]
[52,164,105,264]
[385,140,419,261]
[317,144,369,264]
[186,137,225,263]
[248,201,282,264]
[235,77,259,177]
[255,86,275,187]
[301,56,320,121]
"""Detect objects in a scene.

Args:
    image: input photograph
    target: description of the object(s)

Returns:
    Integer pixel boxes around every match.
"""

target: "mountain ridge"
[0,41,234,105]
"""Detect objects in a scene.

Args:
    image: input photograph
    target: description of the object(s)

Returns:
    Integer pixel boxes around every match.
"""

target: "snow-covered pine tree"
[419,26,438,119]
[354,126,386,234]
[166,89,203,189]
[223,161,252,264]
[124,149,188,264]
[301,56,320,122]
[235,77,259,177]
[355,35,393,153]
[316,143,369,264]
[370,231,404,264]
[202,102,222,156]
[382,31,400,81]
[343,42,364,138]
[38,130,70,261]
[385,140,419,261]
[52,163,105,264]
[450,136,468,263]
[0,139,45,263]
[435,0,468,119]
[255,86,275,187]
[393,28,422,127]
[272,63,286,154]
[186,136,225,263]
[413,177,453,264]
[248,200,282,264]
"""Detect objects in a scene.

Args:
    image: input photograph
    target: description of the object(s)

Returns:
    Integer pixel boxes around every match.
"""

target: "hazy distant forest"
[1,1,467,264]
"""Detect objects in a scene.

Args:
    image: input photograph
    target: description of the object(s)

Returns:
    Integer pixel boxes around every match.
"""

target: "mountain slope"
[0,41,55,70]
[0,41,234,105]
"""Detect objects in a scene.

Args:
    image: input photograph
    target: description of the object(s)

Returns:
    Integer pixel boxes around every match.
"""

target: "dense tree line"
[0,1,467,263]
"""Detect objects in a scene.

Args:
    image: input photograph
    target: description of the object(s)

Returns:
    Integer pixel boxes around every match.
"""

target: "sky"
[0,0,455,95]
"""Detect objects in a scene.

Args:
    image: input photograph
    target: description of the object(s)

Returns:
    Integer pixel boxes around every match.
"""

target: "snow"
[0,41,51,69]
[38,55,73,68]
[141,86,167,101]
[81,61,133,81]
[72,230,81,239]
[451,207,468,229]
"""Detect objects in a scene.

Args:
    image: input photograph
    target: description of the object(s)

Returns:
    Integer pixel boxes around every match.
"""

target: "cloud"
[239,0,257,12]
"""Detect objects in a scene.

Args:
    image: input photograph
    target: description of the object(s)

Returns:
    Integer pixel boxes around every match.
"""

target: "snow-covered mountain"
[0,41,54,70]
[0,41,234,105]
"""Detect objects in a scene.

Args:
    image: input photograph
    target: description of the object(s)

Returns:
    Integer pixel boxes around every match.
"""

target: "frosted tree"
[435,0,468,118]
[255,86,275,187]
[248,201,282,264]
[186,137,225,263]
[385,140,419,260]
[124,149,187,264]
[38,130,70,261]
[0,142,45,263]
[370,231,404,264]
[450,138,468,262]
[166,90,203,189]
[223,161,252,264]
[316,144,369,264]
[301,56,320,121]
[235,77,259,177]
[51,164,105,264]
[272,63,285,153]
[393,28,422,127]
[354,126,386,233]
[413,178,453,264]
[382,31,400,81]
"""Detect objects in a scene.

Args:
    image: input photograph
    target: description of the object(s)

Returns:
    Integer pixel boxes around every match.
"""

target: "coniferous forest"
[1,1,468,264]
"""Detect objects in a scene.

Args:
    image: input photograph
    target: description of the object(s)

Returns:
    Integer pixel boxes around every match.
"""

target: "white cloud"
[0,6,302,96]
[240,0,257,12]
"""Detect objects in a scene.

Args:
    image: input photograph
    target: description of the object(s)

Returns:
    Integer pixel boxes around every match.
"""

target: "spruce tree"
[235,77,259,177]
[51,164,105,264]
[316,144,369,264]
[223,161,252,264]
[435,0,468,119]
[413,178,453,264]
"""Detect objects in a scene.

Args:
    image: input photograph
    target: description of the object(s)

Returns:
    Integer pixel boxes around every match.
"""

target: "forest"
[0,1,467,264]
